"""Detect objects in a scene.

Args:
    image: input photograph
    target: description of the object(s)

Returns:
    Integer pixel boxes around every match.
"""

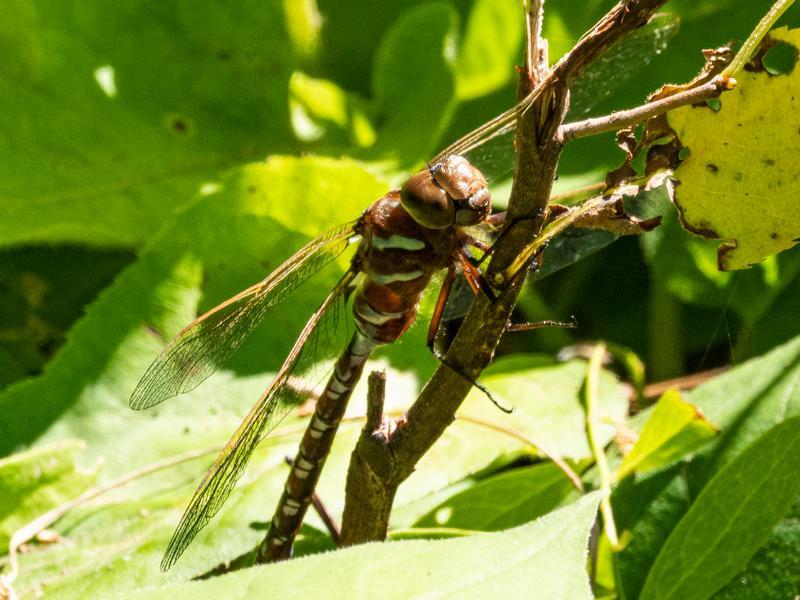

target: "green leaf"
[0,156,387,457]
[668,26,800,270]
[711,499,800,599]
[615,388,717,480]
[687,334,800,477]
[371,3,458,166]
[0,440,95,550]
[412,463,579,531]
[0,1,297,249]
[614,333,800,599]
[455,0,523,101]
[121,493,602,600]
[459,355,629,460]
[289,72,376,147]
[641,416,800,600]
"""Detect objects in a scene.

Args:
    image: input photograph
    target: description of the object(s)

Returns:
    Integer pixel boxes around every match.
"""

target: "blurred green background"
[2,0,797,394]
[1,1,799,595]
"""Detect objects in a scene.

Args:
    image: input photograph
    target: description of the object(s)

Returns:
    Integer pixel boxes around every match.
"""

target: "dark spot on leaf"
[706,163,719,173]
[762,158,775,166]
[771,232,779,239]
[247,185,257,193]
[183,426,191,435]
[172,118,188,133]
[217,49,231,61]
[733,172,743,182]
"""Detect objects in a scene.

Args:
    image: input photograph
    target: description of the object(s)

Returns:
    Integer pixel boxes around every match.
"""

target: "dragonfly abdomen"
[354,193,459,345]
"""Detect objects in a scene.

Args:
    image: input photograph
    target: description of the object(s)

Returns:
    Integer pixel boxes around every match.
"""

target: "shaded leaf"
[641,416,800,600]
[370,3,458,165]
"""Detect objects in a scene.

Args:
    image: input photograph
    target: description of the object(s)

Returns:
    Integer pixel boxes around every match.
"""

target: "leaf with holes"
[667,26,800,270]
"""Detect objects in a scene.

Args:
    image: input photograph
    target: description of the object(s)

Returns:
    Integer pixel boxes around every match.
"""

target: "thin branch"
[2,446,219,585]
[723,0,796,77]
[560,76,732,142]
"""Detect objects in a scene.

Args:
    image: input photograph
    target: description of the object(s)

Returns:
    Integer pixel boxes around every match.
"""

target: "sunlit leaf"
[0,1,297,248]
[615,388,717,480]
[0,440,95,550]
[121,493,602,600]
[667,26,800,270]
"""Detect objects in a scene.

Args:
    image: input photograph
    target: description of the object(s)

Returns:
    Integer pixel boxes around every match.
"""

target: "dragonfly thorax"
[400,155,491,229]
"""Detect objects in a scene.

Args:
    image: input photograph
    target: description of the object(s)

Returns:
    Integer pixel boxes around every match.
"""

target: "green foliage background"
[1,0,799,598]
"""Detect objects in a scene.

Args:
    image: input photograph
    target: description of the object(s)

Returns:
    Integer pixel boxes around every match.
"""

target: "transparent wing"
[160,270,357,571]
[438,13,679,187]
[130,221,360,410]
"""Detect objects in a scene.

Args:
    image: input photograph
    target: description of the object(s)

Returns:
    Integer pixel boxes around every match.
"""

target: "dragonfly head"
[400,155,491,229]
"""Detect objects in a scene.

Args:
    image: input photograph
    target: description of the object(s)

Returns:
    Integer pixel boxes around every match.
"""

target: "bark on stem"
[560,76,731,142]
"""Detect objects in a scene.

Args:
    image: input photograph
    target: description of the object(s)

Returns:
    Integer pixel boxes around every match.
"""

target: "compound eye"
[399,170,454,229]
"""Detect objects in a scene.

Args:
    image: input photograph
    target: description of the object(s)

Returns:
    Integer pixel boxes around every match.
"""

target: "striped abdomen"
[353,192,460,345]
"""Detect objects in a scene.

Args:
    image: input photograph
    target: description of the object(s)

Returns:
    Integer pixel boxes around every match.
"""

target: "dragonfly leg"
[258,332,375,563]
[427,264,457,350]
[457,249,497,303]
[506,315,578,332]
[430,346,512,414]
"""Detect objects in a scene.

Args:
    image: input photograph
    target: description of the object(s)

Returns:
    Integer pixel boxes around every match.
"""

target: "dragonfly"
[130,14,677,571]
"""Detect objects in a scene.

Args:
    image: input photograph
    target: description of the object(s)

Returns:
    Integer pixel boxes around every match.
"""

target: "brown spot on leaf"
[172,118,188,133]
[762,158,775,166]
[706,163,719,174]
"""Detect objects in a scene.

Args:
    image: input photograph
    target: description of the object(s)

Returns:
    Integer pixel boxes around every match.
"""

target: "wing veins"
[160,269,358,571]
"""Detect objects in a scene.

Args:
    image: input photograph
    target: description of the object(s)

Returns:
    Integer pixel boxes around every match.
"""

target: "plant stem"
[584,343,620,550]
[561,77,728,142]
[722,0,796,77]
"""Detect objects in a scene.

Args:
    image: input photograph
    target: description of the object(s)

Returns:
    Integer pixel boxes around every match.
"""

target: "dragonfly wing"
[160,270,358,571]
[130,220,360,410]
[440,14,678,186]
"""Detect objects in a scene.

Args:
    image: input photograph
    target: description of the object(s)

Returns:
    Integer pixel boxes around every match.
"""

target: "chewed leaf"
[667,26,800,270]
